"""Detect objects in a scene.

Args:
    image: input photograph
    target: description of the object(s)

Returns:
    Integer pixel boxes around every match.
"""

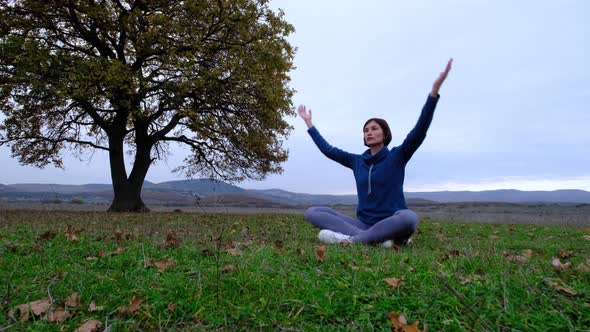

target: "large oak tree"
[0,0,295,211]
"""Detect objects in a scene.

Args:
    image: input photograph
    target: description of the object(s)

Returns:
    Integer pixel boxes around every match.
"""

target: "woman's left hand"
[431,58,453,97]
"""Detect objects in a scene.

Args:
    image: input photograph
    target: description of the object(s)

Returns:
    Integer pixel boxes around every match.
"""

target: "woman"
[298,59,452,247]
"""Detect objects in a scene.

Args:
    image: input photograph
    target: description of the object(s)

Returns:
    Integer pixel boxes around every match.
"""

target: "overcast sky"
[1,1,589,194]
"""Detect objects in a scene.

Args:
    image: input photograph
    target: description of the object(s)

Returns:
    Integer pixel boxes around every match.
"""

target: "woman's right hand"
[297,104,313,129]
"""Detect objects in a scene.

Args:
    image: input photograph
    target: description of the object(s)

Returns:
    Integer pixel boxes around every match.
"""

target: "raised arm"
[400,58,453,162]
[298,104,356,169]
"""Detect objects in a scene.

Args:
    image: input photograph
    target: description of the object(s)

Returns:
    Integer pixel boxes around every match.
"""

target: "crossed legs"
[304,206,418,244]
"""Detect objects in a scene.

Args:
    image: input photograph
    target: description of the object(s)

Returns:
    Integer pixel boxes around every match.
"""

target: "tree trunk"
[108,180,148,212]
[107,129,151,212]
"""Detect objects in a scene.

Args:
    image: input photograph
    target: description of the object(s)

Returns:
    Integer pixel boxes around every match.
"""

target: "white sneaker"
[380,240,393,248]
[318,230,352,244]
[382,237,413,248]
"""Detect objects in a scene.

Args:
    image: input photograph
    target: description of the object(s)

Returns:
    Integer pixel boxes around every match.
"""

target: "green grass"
[0,210,589,331]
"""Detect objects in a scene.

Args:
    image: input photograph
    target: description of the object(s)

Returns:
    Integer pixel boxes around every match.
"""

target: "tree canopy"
[0,0,295,211]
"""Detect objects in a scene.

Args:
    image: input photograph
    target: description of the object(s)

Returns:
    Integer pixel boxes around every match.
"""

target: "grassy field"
[0,209,589,331]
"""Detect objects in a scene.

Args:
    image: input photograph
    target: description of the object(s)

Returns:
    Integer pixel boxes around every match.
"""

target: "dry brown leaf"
[350,261,359,270]
[506,255,528,263]
[65,293,81,308]
[75,319,103,332]
[109,247,126,256]
[30,298,52,316]
[165,230,180,248]
[316,245,326,262]
[226,248,243,256]
[576,258,590,272]
[149,258,177,272]
[222,264,236,273]
[557,250,574,259]
[523,249,533,258]
[114,229,124,242]
[459,275,479,285]
[167,303,177,313]
[544,279,578,295]
[201,248,214,256]
[274,240,284,250]
[385,277,404,290]
[552,258,572,271]
[118,295,143,315]
[88,301,104,312]
[66,225,79,242]
[98,249,106,258]
[47,309,70,322]
[584,235,590,241]
[37,231,56,242]
[128,295,143,315]
[8,304,30,322]
[440,249,461,261]
[388,311,428,332]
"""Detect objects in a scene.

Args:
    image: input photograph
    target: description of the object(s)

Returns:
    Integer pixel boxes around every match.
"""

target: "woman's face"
[363,120,384,146]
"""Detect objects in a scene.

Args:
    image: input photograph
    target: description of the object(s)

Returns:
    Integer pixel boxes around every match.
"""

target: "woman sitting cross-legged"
[299,59,453,247]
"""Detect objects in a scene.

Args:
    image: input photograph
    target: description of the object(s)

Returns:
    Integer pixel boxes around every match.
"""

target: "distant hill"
[405,189,590,204]
[1,179,590,205]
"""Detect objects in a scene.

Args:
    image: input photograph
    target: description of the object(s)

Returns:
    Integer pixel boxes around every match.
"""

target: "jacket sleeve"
[307,126,356,169]
[399,94,439,163]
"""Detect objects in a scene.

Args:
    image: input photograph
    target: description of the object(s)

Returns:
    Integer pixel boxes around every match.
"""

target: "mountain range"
[1,179,590,206]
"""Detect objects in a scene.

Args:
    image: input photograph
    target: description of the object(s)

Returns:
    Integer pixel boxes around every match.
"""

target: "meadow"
[0,208,589,331]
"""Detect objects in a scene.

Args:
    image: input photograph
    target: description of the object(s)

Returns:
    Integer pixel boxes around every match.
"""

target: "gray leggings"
[304,206,418,244]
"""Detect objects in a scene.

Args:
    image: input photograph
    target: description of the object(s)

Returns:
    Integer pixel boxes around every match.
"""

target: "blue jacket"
[307,94,439,225]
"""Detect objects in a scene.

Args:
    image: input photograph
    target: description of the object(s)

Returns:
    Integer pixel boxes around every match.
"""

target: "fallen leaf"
[222,264,236,273]
[37,231,56,242]
[167,303,176,313]
[584,235,590,241]
[98,249,106,258]
[201,248,214,256]
[523,249,533,258]
[388,311,428,332]
[165,230,180,248]
[557,250,574,259]
[118,295,143,316]
[149,258,177,272]
[128,295,143,315]
[316,245,326,262]
[459,275,479,285]
[8,304,29,322]
[114,229,123,242]
[109,247,125,256]
[576,258,590,272]
[544,279,578,295]
[506,255,528,263]
[552,258,572,271]
[226,248,243,256]
[75,319,103,332]
[66,225,79,242]
[30,298,52,316]
[274,240,284,250]
[47,309,70,322]
[88,301,104,312]
[65,293,81,308]
[440,249,461,261]
[384,277,404,290]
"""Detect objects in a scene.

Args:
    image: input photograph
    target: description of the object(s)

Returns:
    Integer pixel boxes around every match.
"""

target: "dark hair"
[363,118,392,147]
